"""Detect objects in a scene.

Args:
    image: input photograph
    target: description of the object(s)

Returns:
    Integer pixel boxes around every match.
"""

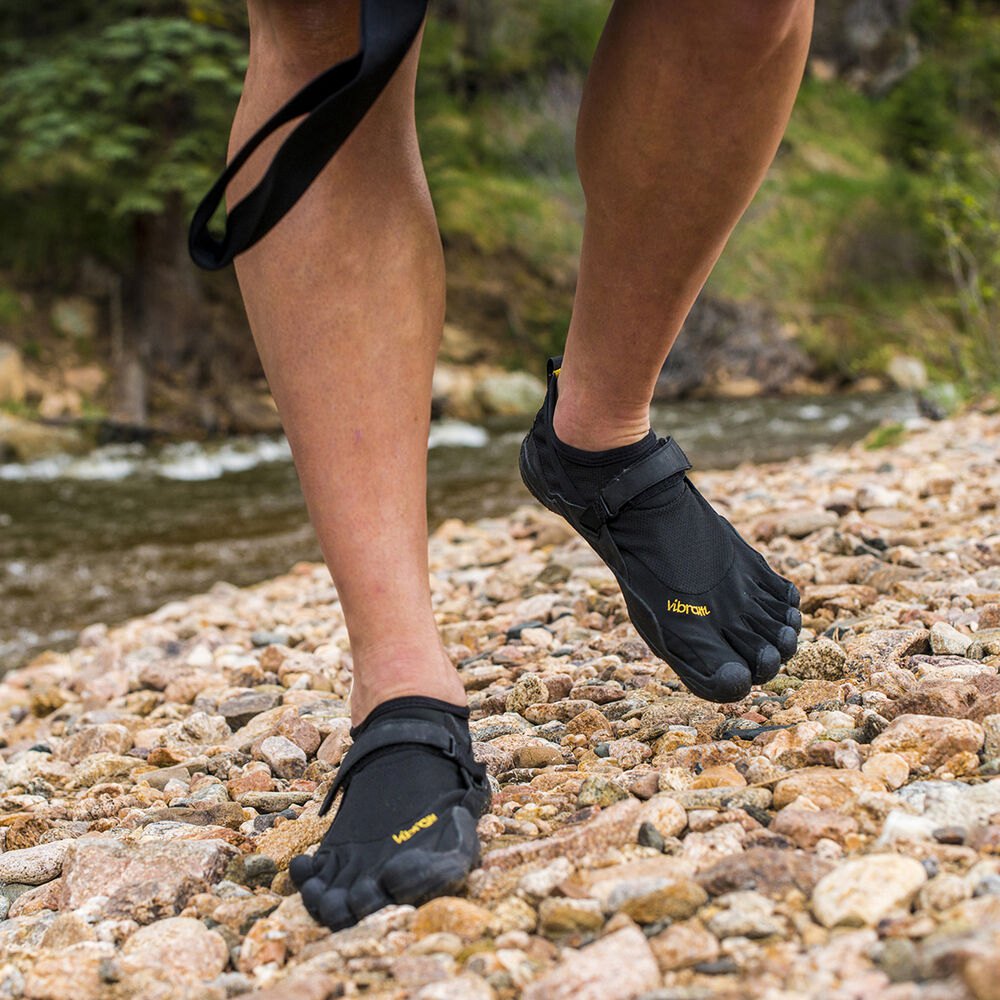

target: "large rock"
[0,342,26,404]
[773,766,882,810]
[472,370,545,417]
[119,916,228,987]
[785,637,847,680]
[0,413,88,463]
[59,837,236,922]
[522,925,661,1000]
[811,854,926,928]
[654,295,813,399]
[22,940,116,1000]
[0,841,70,886]
[871,714,984,772]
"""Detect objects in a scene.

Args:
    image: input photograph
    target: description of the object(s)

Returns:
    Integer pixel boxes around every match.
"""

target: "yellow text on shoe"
[392,813,439,845]
[666,598,711,617]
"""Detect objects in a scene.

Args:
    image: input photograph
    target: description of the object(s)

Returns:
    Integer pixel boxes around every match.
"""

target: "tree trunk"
[112,195,204,428]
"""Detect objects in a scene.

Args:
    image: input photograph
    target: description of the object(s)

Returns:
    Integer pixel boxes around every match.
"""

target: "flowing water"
[0,391,918,672]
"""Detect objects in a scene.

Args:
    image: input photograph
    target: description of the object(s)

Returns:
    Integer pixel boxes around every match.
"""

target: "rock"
[0,412,87,462]
[706,891,784,938]
[773,767,882,810]
[119,916,228,986]
[653,295,813,400]
[254,735,307,779]
[565,708,613,740]
[614,877,708,924]
[218,690,282,730]
[518,858,574,901]
[513,742,565,769]
[984,715,1000,760]
[896,781,1000,830]
[697,847,833,898]
[969,630,1000,660]
[785,637,847,680]
[862,752,910,790]
[649,918,721,971]
[521,925,661,1000]
[506,674,549,715]
[22,941,116,1000]
[413,976,496,1000]
[412,898,497,942]
[276,711,322,756]
[871,714,984,772]
[253,810,330,869]
[577,774,630,808]
[844,629,930,676]
[59,838,236,922]
[771,809,859,848]
[0,841,69,886]
[316,719,352,766]
[473,371,545,417]
[57,723,132,763]
[50,296,98,339]
[0,342,26,404]
[886,355,928,391]
[537,897,605,938]
[930,622,973,657]
[635,794,687,839]
[811,854,927,927]
[777,509,839,539]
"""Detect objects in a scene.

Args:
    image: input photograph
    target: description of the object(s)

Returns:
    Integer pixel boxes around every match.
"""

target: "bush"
[884,61,957,168]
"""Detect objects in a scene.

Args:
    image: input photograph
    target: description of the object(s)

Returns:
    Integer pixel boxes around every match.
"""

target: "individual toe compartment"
[722,625,782,684]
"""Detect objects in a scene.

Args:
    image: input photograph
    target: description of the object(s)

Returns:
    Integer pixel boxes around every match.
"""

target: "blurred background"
[0,0,998,669]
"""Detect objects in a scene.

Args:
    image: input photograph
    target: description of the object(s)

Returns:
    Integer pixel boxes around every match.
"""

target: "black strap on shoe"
[578,438,692,533]
[188,0,428,271]
[319,718,480,816]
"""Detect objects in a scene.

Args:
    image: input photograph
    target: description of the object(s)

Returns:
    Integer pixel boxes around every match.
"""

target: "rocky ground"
[1,408,999,1000]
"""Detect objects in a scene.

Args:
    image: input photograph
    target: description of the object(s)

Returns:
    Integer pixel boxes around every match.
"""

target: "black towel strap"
[188,0,429,271]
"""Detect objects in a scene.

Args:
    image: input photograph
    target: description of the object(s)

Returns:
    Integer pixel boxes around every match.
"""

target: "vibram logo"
[392,813,438,845]
[666,598,710,617]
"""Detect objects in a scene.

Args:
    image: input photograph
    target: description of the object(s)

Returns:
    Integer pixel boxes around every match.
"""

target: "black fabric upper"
[520,356,802,703]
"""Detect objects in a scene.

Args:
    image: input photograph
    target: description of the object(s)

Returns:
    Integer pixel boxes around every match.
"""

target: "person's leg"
[520,1,811,701]
[229,3,489,932]
[229,0,464,725]
[555,0,814,450]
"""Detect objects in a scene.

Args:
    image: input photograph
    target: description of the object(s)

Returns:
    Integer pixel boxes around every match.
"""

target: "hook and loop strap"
[188,0,429,271]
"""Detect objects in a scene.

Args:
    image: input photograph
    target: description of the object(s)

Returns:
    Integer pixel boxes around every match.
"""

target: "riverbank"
[0,407,999,999]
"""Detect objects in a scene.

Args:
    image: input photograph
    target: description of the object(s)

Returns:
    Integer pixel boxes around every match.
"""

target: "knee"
[247,0,361,75]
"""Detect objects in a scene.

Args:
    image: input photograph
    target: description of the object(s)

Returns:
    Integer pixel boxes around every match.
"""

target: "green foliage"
[883,62,957,168]
[0,4,245,274]
[922,150,1000,385]
[864,423,907,450]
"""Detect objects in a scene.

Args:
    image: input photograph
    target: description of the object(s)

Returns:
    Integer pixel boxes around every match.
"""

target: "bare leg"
[229,1,463,724]
[555,0,814,450]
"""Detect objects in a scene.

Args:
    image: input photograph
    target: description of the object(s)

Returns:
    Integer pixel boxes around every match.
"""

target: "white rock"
[0,840,70,885]
[929,622,972,656]
[811,854,927,927]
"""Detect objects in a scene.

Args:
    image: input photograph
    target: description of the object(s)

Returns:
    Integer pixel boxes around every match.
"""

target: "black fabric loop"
[600,438,691,516]
[188,0,429,271]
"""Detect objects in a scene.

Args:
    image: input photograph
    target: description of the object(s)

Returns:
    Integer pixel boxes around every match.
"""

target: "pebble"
[812,854,927,927]
[0,841,70,886]
[1,411,999,998]
[929,622,973,657]
[521,925,661,1000]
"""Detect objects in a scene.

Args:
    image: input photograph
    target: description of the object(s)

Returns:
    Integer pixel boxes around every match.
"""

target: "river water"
[0,391,917,672]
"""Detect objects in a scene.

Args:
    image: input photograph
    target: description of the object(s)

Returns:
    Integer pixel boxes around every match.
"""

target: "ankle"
[552,374,651,452]
[348,638,466,726]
